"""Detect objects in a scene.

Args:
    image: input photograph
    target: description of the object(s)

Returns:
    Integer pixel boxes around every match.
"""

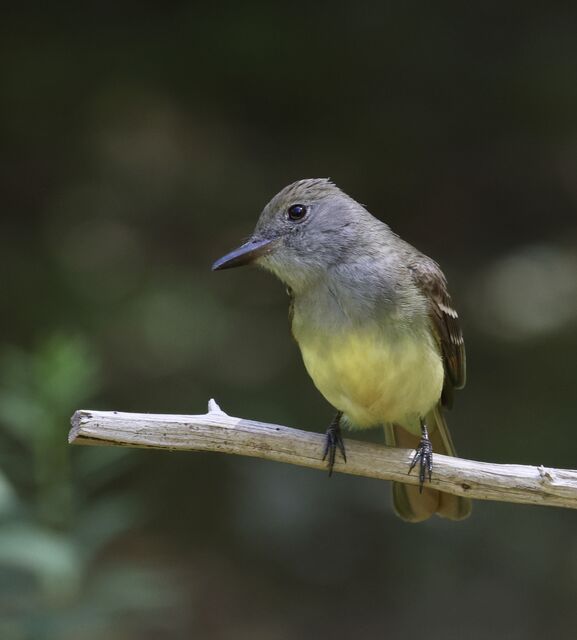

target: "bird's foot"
[408,425,433,492]
[322,412,346,477]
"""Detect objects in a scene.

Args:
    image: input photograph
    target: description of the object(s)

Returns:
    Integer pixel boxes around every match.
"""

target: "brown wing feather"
[409,259,466,408]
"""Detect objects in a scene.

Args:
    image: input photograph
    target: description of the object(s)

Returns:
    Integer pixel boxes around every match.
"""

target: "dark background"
[1,3,577,639]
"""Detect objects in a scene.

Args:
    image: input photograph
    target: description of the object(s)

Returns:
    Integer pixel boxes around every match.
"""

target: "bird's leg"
[322,411,346,477]
[408,417,433,492]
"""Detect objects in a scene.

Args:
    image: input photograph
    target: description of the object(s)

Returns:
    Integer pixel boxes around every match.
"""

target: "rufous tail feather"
[384,405,472,522]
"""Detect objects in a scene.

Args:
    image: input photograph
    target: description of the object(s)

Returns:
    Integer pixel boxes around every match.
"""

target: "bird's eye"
[287,204,307,221]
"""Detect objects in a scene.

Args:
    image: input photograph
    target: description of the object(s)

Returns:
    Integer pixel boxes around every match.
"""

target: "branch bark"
[69,400,577,510]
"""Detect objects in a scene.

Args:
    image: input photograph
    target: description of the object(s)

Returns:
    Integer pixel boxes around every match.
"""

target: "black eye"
[287,204,307,221]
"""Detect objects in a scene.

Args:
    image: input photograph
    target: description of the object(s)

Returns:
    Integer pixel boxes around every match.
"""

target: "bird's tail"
[384,405,472,522]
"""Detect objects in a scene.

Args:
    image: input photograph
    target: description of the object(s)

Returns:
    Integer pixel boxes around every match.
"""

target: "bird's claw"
[322,420,347,477]
[408,435,433,492]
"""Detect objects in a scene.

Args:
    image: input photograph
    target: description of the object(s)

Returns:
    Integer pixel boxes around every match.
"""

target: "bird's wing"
[408,258,466,408]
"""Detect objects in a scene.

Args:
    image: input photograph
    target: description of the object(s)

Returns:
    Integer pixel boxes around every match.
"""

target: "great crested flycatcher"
[213,178,471,522]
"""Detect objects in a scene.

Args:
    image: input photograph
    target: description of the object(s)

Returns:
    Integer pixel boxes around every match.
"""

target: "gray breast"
[291,257,429,341]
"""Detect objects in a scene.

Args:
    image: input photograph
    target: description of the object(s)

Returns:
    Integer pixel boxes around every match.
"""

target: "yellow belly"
[297,328,443,429]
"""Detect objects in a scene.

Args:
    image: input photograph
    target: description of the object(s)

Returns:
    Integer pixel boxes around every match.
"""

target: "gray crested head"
[251,178,387,289]
[212,178,393,291]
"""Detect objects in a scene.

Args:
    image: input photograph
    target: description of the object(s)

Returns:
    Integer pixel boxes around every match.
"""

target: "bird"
[212,178,471,522]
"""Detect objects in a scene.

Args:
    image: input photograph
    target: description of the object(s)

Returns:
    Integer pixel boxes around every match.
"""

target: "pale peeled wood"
[68,400,577,511]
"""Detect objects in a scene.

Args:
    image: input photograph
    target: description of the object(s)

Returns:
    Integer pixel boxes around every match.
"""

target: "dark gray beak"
[212,237,274,271]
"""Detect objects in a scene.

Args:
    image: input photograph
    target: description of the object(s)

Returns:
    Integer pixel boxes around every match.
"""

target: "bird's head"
[212,178,373,290]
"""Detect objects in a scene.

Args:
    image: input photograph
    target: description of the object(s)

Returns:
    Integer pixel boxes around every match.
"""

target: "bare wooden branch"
[69,400,577,510]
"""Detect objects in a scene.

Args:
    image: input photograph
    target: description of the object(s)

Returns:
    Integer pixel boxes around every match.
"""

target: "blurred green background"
[2,3,577,639]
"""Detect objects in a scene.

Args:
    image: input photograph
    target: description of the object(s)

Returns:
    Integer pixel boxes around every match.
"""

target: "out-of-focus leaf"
[0,335,100,443]
[33,335,100,411]
[0,392,48,443]
[0,524,82,604]
[0,468,19,515]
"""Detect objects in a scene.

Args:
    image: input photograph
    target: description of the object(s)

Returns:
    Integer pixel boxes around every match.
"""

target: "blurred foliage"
[1,2,577,639]
[0,336,185,639]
